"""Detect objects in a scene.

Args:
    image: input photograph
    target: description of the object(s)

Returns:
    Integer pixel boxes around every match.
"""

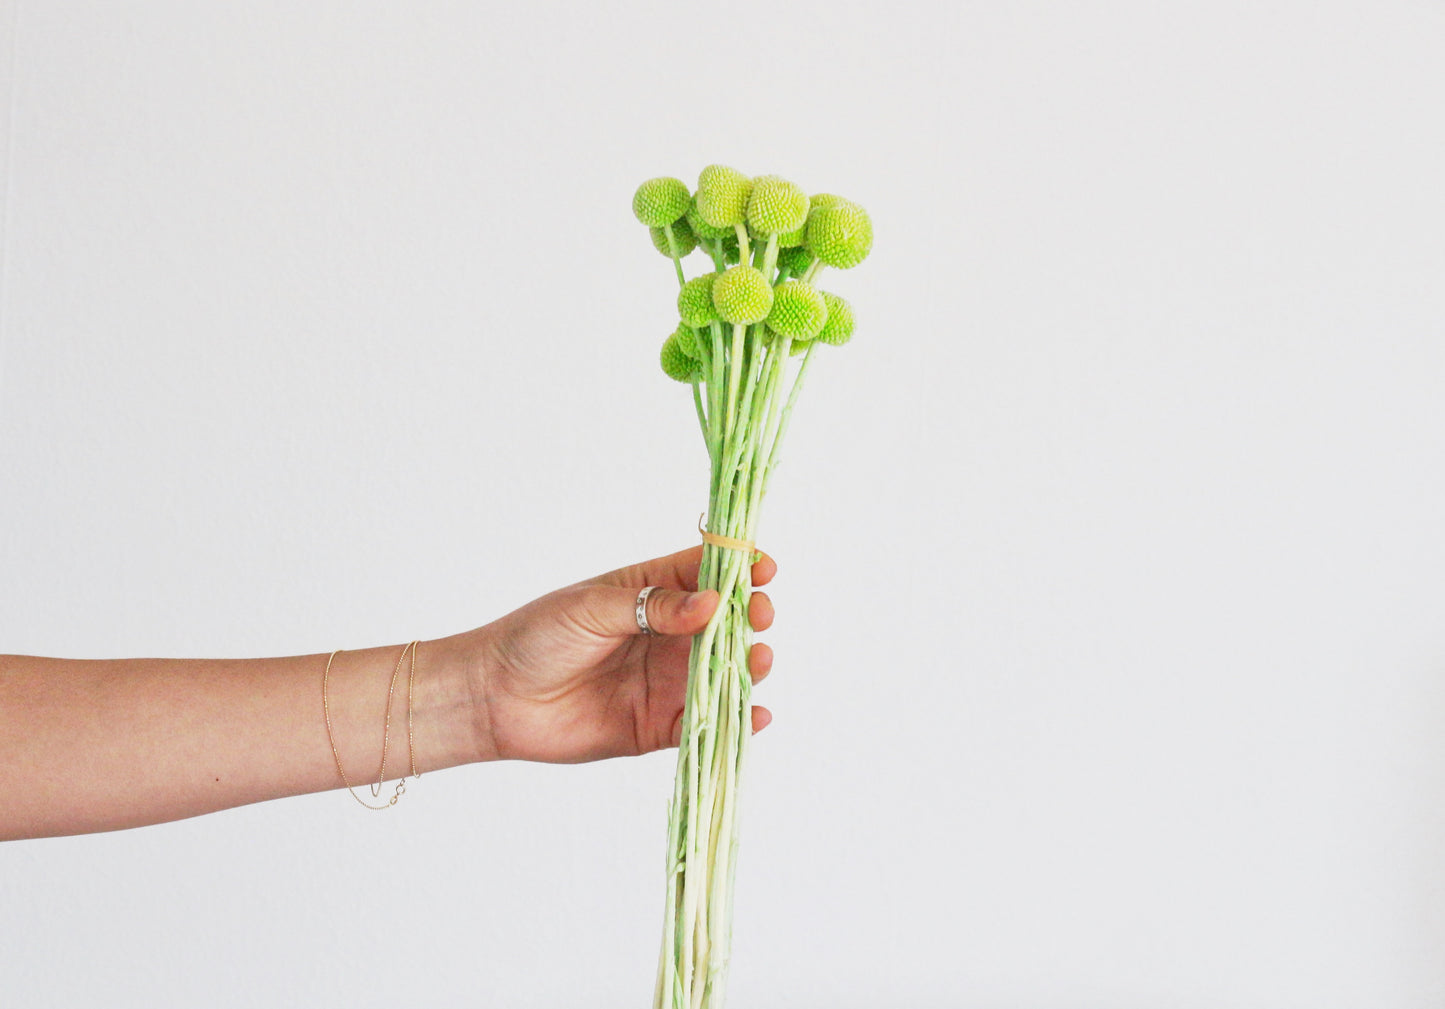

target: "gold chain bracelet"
[322,642,422,811]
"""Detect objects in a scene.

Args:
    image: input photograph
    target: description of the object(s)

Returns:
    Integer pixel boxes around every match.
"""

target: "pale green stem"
[723,323,746,437]
[738,335,788,503]
[677,552,747,1003]
[713,677,749,1009]
[659,273,814,1007]
[721,329,768,484]
[686,349,781,999]
[707,634,743,962]
[659,775,683,1007]
[733,223,750,266]
[692,379,708,448]
[801,258,824,284]
[760,342,818,498]
[761,233,780,280]
[664,223,687,288]
[751,335,792,502]
[705,321,726,517]
[678,668,704,1001]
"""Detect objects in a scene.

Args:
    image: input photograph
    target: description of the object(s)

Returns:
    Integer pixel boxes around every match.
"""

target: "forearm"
[0,634,488,840]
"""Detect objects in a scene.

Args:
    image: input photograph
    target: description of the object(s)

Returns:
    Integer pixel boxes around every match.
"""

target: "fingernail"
[684,590,712,613]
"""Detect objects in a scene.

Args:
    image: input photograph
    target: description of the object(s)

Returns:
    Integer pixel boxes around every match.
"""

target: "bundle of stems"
[633,166,872,1009]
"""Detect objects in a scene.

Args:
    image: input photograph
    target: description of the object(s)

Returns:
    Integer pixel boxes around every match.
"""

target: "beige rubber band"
[698,513,757,555]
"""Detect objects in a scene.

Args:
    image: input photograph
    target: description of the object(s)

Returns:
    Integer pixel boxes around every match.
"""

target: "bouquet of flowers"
[632,164,873,1009]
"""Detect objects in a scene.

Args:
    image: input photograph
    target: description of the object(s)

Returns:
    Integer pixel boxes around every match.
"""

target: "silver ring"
[635,585,659,636]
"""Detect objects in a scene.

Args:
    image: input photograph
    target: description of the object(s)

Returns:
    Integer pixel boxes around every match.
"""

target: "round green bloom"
[776,245,813,278]
[720,234,741,265]
[777,222,807,248]
[814,291,855,346]
[651,218,697,257]
[674,322,704,360]
[633,177,691,228]
[686,198,733,241]
[711,266,773,324]
[695,164,752,228]
[660,333,700,383]
[678,273,720,327]
[765,281,828,340]
[809,193,851,213]
[747,218,806,247]
[762,328,812,356]
[806,202,873,269]
[746,176,809,235]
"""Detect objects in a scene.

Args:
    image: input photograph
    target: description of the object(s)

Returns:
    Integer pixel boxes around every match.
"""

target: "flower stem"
[734,223,750,266]
[761,233,779,280]
[664,223,687,288]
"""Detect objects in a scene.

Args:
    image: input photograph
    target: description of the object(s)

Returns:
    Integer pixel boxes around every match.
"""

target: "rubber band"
[698,513,757,556]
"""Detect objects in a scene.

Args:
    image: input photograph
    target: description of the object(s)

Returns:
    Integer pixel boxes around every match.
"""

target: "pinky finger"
[751,706,773,733]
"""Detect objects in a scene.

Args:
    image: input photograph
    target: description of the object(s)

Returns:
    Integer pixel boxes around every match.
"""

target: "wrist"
[412,630,498,768]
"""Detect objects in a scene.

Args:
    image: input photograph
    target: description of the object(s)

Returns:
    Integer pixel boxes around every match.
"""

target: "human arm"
[0,545,774,840]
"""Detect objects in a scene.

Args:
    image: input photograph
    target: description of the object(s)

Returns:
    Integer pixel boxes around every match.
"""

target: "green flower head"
[762,328,813,355]
[746,175,810,235]
[776,221,808,248]
[720,234,742,265]
[660,332,701,383]
[814,291,855,346]
[695,164,752,229]
[765,281,828,340]
[633,177,691,228]
[677,272,720,328]
[711,266,773,325]
[776,245,813,278]
[686,198,733,241]
[808,193,851,213]
[806,201,872,269]
[651,218,698,258]
[674,322,704,360]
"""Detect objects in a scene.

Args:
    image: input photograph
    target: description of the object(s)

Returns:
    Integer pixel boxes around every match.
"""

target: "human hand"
[458,545,776,764]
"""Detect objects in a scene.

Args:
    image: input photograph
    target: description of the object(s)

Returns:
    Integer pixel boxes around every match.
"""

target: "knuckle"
[654,590,684,627]
[573,584,617,634]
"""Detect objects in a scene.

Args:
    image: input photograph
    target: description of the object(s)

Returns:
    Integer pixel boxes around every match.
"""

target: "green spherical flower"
[660,333,700,383]
[777,222,807,248]
[762,328,812,355]
[674,322,704,360]
[677,272,720,327]
[809,193,851,213]
[651,218,697,257]
[633,177,691,228]
[720,234,741,265]
[746,219,806,247]
[806,202,873,269]
[776,245,813,278]
[814,291,856,346]
[695,164,752,228]
[765,281,828,340]
[686,198,733,241]
[711,266,773,324]
[746,176,810,235]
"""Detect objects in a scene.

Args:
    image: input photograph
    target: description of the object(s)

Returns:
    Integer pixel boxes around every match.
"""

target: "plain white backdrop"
[2,2,1443,1006]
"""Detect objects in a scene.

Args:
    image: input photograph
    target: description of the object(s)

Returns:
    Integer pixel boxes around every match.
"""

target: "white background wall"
[2,2,1443,1006]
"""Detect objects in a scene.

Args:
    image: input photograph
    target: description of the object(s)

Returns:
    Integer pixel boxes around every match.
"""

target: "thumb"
[573,584,719,639]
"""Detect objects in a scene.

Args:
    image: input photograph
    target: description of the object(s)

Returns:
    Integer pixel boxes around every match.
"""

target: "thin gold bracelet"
[322,642,421,811]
